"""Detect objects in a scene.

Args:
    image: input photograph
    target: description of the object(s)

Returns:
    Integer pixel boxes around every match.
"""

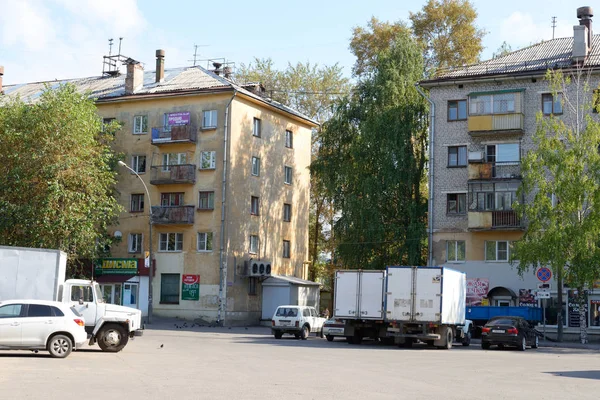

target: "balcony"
[151,205,195,225]
[468,210,523,231]
[150,165,196,185]
[151,125,197,145]
[468,113,524,134]
[468,162,521,180]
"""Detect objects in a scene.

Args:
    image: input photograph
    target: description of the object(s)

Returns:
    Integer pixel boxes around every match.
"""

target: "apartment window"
[253,118,261,137]
[128,233,143,253]
[251,196,260,215]
[447,193,466,214]
[542,93,563,115]
[446,240,466,262]
[283,203,291,222]
[285,130,293,148]
[200,151,216,170]
[249,235,259,254]
[202,110,217,129]
[448,146,467,167]
[133,115,148,134]
[160,192,183,206]
[486,143,520,164]
[162,153,187,171]
[448,100,467,121]
[130,194,144,212]
[197,232,213,252]
[160,273,180,304]
[470,182,519,211]
[284,166,292,185]
[198,191,215,210]
[251,156,260,176]
[102,118,116,133]
[283,240,291,258]
[131,155,146,173]
[159,233,183,252]
[485,240,510,261]
[469,92,517,115]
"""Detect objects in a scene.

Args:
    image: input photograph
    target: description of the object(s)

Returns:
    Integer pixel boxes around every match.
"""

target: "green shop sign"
[94,258,138,275]
[182,274,200,301]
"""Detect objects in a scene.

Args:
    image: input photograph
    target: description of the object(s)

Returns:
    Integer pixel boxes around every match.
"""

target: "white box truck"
[0,245,143,352]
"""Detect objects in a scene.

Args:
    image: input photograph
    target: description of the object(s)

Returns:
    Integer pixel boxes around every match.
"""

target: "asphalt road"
[1,322,599,400]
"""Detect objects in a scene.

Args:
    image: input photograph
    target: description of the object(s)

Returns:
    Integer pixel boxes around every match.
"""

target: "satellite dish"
[114,231,122,238]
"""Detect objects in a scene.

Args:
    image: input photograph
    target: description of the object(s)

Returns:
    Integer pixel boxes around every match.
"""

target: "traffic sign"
[537,267,552,282]
[537,283,551,290]
[535,291,551,299]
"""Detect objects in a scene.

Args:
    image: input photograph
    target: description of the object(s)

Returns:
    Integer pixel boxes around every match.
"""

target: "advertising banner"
[182,274,200,301]
[518,289,537,307]
[167,112,190,126]
[568,289,589,328]
[94,258,138,275]
[466,278,489,306]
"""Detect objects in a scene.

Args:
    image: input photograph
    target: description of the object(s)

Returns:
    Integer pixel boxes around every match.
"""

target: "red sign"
[182,274,199,285]
[537,267,552,282]
[466,278,489,306]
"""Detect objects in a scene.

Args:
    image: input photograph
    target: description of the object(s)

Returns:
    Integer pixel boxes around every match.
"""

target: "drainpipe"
[217,89,238,325]
[415,83,435,267]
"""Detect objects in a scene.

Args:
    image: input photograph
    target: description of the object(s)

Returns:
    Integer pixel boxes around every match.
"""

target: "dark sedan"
[481,316,539,351]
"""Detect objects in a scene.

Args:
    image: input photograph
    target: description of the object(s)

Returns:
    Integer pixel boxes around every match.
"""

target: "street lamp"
[118,160,153,324]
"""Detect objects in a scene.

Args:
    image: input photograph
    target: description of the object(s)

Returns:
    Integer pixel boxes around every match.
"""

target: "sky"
[0,0,585,85]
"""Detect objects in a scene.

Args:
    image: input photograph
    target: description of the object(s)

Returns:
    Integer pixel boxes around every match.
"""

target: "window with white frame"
[202,110,217,128]
[198,191,215,210]
[200,151,216,169]
[285,130,293,148]
[283,240,290,258]
[469,92,518,115]
[197,232,213,252]
[162,153,187,171]
[253,118,261,137]
[131,155,146,173]
[251,196,260,215]
[133,115,148,134]
[283,203,291,222]
[485,240,510,261]
[128,233,143,253]
[130,194,144,212]
[446,240,466,262]
[284,166,292,185]
[159,233,183,252]
[249,235,259,254]
[251,156,260,176]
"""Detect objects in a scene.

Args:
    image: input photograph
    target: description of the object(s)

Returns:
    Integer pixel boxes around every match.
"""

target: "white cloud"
[500,11,573,49]
[0,1,56,50]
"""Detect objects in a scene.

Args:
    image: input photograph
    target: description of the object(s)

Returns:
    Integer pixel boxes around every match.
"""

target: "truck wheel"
[352,332,363,345]
[481,342,490,350]
[438,327,453,350]
[300,325,309,340]
[326,335,334,342]
[462,332,471,347]
[97,324,129,352]
[47,334,73,358]
[346,336,354,344]
[274,331,283,339]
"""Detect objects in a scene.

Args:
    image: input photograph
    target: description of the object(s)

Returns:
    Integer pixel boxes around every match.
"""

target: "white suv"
[0,300,88,358]
[271,305,326,340]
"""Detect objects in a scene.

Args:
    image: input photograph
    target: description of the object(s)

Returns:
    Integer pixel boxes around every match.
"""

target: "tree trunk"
[556,268,563,342]
[578,287,588,344]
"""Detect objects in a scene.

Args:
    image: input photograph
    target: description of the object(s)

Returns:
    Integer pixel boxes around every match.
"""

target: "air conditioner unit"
[248,260,272,277]
[468,151,484,162]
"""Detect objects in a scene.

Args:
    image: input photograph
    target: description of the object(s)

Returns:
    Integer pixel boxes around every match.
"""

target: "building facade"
[420,7,600,336]
[3,51,317,325]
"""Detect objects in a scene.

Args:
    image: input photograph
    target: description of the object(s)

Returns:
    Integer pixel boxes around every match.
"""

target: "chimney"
[223,65,232,80]
[125,59,143,95]
[213,62,222,76]
[156,49,165,83]
[573,6,594,63]
[0,66,4,93]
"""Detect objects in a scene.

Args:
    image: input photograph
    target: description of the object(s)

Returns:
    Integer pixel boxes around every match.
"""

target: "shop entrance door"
[123,283,139,309]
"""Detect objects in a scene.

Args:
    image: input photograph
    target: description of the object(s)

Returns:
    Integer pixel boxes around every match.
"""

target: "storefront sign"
[466,278,489,306]
[94,258,138,275]
[568,289,589,328]
[167,112,190,126]
[182,274,200,301]
[519,289,537,307]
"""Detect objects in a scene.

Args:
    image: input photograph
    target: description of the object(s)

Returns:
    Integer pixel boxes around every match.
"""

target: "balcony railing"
[150,165,196,185]
[151,205,195,225]
[151,125,197,144]
[468,162,521,180]
[468,113,524,133]
[492,210,521,228]
[468,210,523,230]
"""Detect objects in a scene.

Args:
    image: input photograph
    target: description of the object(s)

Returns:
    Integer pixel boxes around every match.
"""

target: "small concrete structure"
[261,275,321,321]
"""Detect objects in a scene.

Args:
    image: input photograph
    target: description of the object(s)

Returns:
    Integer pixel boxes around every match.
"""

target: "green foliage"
[493,41,513,59]
[313,31,428,269]
[0,84,123,259]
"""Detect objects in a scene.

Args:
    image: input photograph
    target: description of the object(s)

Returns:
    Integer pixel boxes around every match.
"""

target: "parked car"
[271,305,326,340]
[323,318,345,341]
[481,316,539,351]
[0,300,88,358]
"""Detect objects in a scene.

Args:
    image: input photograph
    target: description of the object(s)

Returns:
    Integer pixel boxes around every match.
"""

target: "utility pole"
[551,16,557,39]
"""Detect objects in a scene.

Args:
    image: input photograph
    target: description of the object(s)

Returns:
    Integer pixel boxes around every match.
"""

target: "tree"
[493,41,513,59]
[313,30,428,269]
[513,68,600,343]
[410,0,486,76]
[0,84,122,261]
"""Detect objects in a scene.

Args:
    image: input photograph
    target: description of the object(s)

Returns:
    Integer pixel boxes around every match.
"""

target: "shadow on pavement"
[0,352,52,358]
[545,370,600,380]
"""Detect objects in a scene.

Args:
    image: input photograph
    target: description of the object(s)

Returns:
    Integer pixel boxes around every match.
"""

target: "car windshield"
[487,318,516,326]
[276,307,298,317]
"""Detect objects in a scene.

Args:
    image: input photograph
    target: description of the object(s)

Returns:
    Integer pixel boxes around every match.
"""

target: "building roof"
[263,275,322,287]
[2,65,318,126]
[422,34,600,85]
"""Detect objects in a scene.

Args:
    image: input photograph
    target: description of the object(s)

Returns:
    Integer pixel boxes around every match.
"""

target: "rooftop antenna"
[189,44,209,66]
[108,38,114,56]
[102,37,130,77]
[551,16,557,39]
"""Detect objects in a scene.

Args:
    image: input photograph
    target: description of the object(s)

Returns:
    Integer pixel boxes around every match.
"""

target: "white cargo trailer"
[385,266,467,349]
[0,245,143,352]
